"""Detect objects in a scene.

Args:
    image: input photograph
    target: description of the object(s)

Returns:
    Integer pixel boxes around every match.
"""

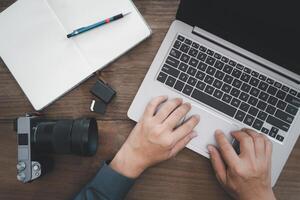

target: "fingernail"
[191,131,198,138]
[215,129,223,135]
[207,145,214,152]
[194,115,200,120]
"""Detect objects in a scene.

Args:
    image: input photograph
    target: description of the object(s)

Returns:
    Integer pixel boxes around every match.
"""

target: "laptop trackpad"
[185,104,240,158]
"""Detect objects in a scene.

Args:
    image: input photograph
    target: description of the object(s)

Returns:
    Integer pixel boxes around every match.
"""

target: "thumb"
[208,145,227,184]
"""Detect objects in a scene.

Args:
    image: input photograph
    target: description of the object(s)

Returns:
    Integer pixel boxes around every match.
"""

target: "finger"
[242,129,265,160]
[215,130,239,167]
[264,137,273,162]
[172,115,200,143]
[231,130,255,157]
[155,98,183,122]
[143,96,168,118]
[164,102,191,128]
[169,131,197,157]
[208,145,227,184]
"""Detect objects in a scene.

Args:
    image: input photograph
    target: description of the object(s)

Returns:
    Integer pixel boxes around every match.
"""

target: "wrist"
[239,188,275,200]
[110,144,147,178]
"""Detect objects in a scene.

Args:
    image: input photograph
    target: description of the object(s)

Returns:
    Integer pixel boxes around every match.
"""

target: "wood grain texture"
[0,0,299,199]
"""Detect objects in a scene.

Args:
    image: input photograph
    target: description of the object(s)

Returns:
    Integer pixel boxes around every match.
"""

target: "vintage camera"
[15,114,99,183]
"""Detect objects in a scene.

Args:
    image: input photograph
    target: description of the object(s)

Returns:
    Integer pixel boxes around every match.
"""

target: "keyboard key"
[241,73,251,82]
[290,89,297,96]
[192,89,237,117]
[244,67,251,74]
[249,107,259,116]
[187,77,197,86]
[206,66,216,76]
[235,110,246,122]
[267,86,278,96]
[157,72,168,83]
[179,72,189,82]
[239,92,250,102]
[207,49,214,56]
[274,82,282,88]
[198,62,207,71]
[232,79,242,89]
[266,78,274,85]
[184,38,192,45]
[223,65,233,74]
[251,71,259,77]
[232,69,242,79]
[178,63,188,72]
[197,52,207,61]
[195,71,205,80]
[214,60,224,70]
[221,83,232,93]
[241,83,251,93]
[170,48,181,59]
[213,89,224,99]
[261,127,269,134]
[257,111,268,120]
[267,96,278,106]
[258,82,268,91]
[266,105,276,115]
[269,127,278,138]
[188,48,199,58]
[173,40,181,49]
[230,88,240,98]
[205,56,216,66]
[259,74,267,81]
[166,56,180,68]
[229,60,237,67]
[259,91,269,101]
[285,94,300,107]
[257,100,267,110]
[165,76,176,87]
[196,81,206,90]
[282,85,290,92]
[174,80,185,91]
[267,116,290,132]
[276,135,284,142]
[253,119,263,130]
[298,93,300,98]
[213,79,223,89]
[205,85,215,95]
[221,56,229,63]
[189,57,199,68]
[183,84,193,95]
[231,98,241,108]
[236,64,244,70]
[248,96,258,106]
[222,94,232,103]
[286,104,298,116]
[180,43,190,53]
[177,35,185,41]
[215,70,225,80]
[250,87,260,97]
[224,75,234,84]
[244,114,255,126]
[187,67,197,76]
[275,109,294,124]
[249,77,259,87]
[204,75,214,85]
[214,53,222,59]
[199,46,207,52]
[276,90,287,100]
[180,54,190,63]
[276,100,287,110]
[162,65,180,78]
[192,42,200,49]
[240,102,250,112]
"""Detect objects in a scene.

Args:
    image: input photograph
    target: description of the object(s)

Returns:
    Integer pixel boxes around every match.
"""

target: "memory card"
[90,80,116,103]
[90,100,106,114]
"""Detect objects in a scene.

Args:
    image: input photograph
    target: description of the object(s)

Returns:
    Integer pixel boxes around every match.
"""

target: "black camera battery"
[90,80,116,103]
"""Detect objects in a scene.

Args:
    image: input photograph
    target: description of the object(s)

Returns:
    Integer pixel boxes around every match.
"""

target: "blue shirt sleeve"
[73,162,136,200]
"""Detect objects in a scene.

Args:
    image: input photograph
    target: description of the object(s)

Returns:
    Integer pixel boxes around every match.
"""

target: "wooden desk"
[0,0,299,199]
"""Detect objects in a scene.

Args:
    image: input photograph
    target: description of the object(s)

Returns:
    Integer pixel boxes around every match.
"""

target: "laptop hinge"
[192,26,300,85]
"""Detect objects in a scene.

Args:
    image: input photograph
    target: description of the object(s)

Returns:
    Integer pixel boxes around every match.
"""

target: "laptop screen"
[176,0,300,76]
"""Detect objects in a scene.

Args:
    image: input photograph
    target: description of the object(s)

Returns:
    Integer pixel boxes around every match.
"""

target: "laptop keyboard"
[156,34,300,143]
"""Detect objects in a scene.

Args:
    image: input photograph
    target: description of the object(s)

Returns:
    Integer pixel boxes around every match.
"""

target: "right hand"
[208,129,276,200]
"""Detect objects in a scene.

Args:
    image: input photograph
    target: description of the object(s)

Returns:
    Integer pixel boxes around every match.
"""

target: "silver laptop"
[128,0,300,186]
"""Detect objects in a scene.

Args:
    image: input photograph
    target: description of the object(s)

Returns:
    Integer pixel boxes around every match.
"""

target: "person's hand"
[110,96,200,178]
[208,129,276,200]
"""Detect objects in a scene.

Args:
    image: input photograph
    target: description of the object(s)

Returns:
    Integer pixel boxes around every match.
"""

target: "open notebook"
[0,0,151,110]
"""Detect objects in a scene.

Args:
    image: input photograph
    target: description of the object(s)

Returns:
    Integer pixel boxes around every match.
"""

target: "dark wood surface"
[0,0,300,199]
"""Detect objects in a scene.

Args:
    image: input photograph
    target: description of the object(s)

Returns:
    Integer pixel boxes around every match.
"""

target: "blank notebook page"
[46,0,152,70]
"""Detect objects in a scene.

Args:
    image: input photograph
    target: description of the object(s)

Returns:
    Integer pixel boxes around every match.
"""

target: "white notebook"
[0,0,151,110]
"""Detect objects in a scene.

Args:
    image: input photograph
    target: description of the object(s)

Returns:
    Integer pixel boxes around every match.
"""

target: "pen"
[67,12,131,38]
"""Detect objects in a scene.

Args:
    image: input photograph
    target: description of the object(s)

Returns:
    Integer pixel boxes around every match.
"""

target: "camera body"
[16,114,99,183]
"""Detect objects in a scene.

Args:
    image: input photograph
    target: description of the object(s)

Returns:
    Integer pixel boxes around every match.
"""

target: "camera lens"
[32,118,98,156]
